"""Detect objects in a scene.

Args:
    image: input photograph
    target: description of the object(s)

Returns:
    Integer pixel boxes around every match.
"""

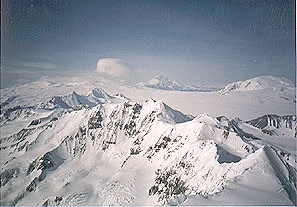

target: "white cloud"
[95,58,132,78]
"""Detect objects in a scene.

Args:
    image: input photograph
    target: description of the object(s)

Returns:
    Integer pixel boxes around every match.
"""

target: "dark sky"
[1,0,295,88]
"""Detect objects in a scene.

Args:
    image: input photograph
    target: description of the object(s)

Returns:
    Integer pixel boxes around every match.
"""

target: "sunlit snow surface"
[0,75,296,206]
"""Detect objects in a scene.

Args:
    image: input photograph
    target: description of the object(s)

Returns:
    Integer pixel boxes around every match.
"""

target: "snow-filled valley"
[0,75,296,206]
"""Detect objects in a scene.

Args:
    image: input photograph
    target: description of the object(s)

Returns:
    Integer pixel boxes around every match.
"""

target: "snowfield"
[0,75,296,206]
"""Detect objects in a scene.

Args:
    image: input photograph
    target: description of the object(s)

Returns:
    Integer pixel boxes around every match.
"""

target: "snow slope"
[1,81,296,206]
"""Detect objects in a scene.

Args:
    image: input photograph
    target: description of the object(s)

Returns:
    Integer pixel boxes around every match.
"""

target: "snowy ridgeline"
[0,81,296,206]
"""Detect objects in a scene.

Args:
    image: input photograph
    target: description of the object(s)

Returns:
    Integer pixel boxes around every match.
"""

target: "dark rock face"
[246,114,296,136]
[247,115,295,129]
[88,109,103,129]
[149,168,187,201]
[0,168,19,187]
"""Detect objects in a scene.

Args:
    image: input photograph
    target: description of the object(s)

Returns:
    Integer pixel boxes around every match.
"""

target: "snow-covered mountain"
[1,85,296,206]
[220,75,295,95]
[141,75,217,92]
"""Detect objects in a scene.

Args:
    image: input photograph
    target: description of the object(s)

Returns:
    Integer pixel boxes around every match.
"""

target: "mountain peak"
[142,98,192,124]
[146,75,181,90]
[88,88,111,100]
[142,75,218,92]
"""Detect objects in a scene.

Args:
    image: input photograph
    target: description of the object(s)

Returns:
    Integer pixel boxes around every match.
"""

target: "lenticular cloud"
[95,58,131,78]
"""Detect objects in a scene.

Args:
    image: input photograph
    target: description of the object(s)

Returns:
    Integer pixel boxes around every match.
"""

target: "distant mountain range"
[140,75,295,96]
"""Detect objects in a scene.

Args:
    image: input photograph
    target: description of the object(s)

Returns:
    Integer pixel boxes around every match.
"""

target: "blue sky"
[1,0,295,88]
